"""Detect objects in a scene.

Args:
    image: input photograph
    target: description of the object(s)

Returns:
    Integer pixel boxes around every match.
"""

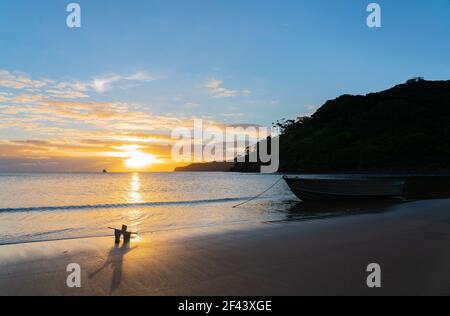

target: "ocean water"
[0,172,298,245]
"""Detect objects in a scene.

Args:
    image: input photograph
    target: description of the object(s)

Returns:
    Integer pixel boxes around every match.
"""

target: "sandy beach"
[1,198,450,296]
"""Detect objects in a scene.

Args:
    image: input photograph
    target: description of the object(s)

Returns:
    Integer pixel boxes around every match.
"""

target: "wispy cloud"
[206,79,247,98]
[0,70,51,90]
[0,69,155,100]
[205,79,252,98]
[0,70,263,171]
[48,71,155,97]
[45,88,89,99]
[89,71,154,93]
[242,89,252,96]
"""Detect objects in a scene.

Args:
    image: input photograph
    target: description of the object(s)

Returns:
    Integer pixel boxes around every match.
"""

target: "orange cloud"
[0,70,265,172]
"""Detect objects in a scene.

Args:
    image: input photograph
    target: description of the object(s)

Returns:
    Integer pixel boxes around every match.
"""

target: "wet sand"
[1,198,450,296]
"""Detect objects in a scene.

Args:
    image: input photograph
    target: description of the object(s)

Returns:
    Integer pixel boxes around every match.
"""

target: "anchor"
[108,225,138,244]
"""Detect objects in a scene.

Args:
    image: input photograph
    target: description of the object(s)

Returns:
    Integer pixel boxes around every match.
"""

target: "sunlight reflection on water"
[0,173,295,245]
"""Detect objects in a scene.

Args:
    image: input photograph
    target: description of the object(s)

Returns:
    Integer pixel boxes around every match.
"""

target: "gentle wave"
[0,196,254,213]
[0,217,279,246]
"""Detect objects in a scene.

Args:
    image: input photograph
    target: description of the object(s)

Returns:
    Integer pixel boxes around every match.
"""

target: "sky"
[0,0,449,172]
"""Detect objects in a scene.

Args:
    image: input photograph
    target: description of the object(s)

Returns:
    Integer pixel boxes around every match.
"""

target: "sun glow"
[112,145,159,170]
[125,152,157,169]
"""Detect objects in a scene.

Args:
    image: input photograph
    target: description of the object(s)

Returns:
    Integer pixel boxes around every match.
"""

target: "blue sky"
[1,0,449,122]
[0,0,449,171]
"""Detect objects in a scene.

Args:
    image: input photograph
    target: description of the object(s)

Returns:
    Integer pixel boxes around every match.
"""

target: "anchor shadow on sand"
[89,243,137,294]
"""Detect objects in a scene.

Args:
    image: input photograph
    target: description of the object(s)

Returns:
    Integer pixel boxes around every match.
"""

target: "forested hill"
[175,162,235,172]
[234,79,450,173]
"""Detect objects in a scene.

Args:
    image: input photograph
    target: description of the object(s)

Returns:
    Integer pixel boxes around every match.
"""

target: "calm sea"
[0,172,299,245]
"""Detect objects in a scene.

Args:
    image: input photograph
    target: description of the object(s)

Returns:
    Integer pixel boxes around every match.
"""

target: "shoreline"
[1,198,450,295]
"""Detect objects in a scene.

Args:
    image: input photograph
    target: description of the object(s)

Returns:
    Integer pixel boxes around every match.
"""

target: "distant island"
[233,78,450,173]
[174,161,235,172]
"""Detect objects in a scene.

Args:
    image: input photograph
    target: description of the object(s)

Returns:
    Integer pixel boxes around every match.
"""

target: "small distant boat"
[283,177,405,201]
[102,169,108,173]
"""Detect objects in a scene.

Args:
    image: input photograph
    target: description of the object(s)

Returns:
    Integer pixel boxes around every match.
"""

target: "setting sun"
[125,152,157,169]
[110,145,159,170]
